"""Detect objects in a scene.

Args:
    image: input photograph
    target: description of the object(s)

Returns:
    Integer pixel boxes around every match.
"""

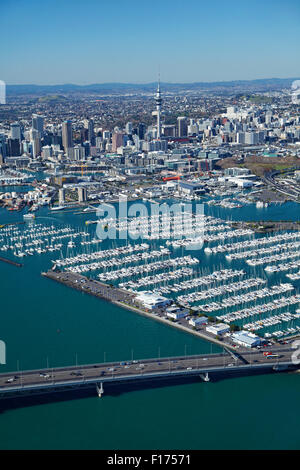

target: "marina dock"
[0,256,23,267]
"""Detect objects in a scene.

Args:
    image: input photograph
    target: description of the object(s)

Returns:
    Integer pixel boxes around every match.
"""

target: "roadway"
[264,166,300,201]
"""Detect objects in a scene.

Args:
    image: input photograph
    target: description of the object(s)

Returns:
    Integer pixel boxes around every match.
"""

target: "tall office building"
[177,117,188,137]
[59,188,66,206]
[0,134,7,161]
[10,122,22,141]
[32,114,44,136]
[7,139,21,157]
[138,123,146,140]
[78,187,87,202]
[112,133,124,152]
[62,120,73,151]
[83,118,95,146]
[30,128,41,158]
[126,122,133,135]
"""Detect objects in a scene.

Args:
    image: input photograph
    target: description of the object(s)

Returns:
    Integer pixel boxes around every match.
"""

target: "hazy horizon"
[5,77,300,87]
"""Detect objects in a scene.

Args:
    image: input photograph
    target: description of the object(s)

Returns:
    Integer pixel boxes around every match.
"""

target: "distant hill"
[6,78,299,96]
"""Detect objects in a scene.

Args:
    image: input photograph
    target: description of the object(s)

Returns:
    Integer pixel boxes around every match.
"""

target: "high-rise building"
[78,187,87,202]
[73,145,85,161]
[41,145,52,159]
[84,118,95,145]
[138,123,146,140]
[126,122,133,135]
[162,125,176,137]
[7,139,21,156]
[177,117,188,137]
[59,188,66,205]
[10,122,21,141]
[0,134,7,161]
[112,133,124,152]
[30,128,41,158]
[32,114,44,136]
[62,120,73,151]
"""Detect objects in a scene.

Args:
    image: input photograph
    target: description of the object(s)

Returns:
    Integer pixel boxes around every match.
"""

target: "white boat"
[50,205,66,211]
[23,213,35,219]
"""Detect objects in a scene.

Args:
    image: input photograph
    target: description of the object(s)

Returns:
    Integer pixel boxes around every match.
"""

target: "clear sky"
[1,0,300,85]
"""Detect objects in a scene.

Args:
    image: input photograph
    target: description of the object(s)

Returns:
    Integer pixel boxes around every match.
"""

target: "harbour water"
[0,200,300,449]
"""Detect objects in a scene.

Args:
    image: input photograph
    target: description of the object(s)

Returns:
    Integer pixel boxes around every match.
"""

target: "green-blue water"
[0,200,300,449]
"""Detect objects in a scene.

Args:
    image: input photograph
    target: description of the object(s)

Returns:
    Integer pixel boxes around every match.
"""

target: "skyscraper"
[0,134,7,161]
[138,123,146,140]
[84,118,95,146]
[62,120,73,151]
[10,122,21,141]
[126,122,133,135]
[30,129,41,158]
[177,117,188,137]
[112,133,124,152]
[32,114,44,136]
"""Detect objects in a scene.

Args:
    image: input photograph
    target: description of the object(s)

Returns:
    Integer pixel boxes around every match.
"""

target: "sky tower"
[155,78,162,139]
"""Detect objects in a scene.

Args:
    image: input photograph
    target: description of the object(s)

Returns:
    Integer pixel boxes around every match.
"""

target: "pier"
[0,347,298,402]
[0,256,23,267]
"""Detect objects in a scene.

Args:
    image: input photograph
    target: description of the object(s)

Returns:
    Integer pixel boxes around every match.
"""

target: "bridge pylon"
[199,373,210,382]
[96,382,104,397]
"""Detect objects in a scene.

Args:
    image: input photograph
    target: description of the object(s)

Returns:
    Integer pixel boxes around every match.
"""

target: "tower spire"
[155,73,162,139]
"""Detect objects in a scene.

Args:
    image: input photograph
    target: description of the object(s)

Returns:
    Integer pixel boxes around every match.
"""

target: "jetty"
[0,256,23,267]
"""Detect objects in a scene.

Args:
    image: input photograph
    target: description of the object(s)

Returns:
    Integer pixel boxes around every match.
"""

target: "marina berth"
[196,283,294,312]
[206,232,300,255]
[1,212,299,344]
[176,278,266,304]
[97,255,199,282]
[217,294,300,324]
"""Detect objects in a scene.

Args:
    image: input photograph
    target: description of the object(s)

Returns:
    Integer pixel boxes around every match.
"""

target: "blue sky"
[1,0,300,84]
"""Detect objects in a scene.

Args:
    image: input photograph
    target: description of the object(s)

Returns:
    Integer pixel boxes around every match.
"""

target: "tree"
[230,324,240,332]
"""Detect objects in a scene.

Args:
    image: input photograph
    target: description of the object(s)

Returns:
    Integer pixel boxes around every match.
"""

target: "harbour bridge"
[0,345,298,402]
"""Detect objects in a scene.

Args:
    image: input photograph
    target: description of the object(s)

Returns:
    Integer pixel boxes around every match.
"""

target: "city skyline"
[1,0,300,85]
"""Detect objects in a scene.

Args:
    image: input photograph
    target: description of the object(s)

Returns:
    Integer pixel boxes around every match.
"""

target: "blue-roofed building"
[231,331,263,348]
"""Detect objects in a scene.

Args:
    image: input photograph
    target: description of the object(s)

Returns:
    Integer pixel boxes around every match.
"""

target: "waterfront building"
[78,187,87,202]
[189,317,208,327]
[58,188,66,205]
[206,323,230,336]
[231,331,263,348]
[135,291,172,310]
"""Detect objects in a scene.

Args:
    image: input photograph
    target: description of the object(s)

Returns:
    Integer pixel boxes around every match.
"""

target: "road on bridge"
[0,345,296,392]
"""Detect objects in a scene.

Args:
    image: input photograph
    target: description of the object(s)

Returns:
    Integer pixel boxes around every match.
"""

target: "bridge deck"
[0,347,297,399]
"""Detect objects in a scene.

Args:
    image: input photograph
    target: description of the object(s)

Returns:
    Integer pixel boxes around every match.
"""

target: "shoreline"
[42,270,236,351]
